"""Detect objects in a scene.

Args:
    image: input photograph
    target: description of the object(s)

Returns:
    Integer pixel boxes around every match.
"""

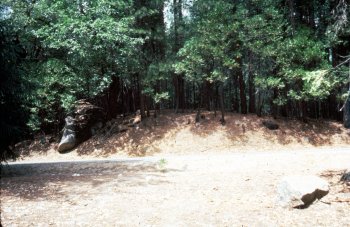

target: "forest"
[1,0,350,160]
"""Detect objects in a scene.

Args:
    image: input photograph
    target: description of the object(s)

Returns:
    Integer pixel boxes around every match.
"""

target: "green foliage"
[275,28,335,102]
[175,0,236,85]
[24,59,84,131]
[154,92,170,104]
[1,0,350,160]
[3,0,144,131]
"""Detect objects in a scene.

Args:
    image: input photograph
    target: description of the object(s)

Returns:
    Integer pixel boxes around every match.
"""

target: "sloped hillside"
[13,110,350,162]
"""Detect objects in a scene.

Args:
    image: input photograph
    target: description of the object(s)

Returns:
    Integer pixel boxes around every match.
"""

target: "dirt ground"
[1,148,350,227]
[12,111,350,162]
[2,112,350,226]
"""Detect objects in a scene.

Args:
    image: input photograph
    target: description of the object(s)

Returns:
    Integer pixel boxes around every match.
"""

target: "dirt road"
[1,148,350,226]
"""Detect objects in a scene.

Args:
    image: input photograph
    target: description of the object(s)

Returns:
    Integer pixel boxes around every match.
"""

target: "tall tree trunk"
[174,75,180,113]
[299,100,308,122]
[180,76,185,112]
[107,76,120,119]
[173,0,185,113]
[256,90,263,117]
[344,97,350,128]
[248,53,255,113]
[238,58,247,114]
[232,74,239,112]
[140,93,146,119]
[271,89,278,119]
[137,74,146,119]
[219,83,225,124]
[287,0,295,34]
[344,67,350,127]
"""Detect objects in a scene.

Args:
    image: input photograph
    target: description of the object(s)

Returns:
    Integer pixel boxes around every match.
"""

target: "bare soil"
[13,111,350,161]
[2,112,350,226]
[1,149,350,226]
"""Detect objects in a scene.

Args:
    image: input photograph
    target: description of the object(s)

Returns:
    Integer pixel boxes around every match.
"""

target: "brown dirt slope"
[14,110,350,161]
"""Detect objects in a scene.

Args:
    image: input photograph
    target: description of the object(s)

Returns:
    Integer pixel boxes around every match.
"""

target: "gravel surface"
[1,148,350,226]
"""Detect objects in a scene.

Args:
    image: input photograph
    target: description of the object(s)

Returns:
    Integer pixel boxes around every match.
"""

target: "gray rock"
[277,175,329,208]
[341,171,350,182]
[58,117,76,153]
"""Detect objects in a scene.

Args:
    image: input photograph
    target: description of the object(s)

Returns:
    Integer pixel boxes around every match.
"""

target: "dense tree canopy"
[1,0,349,160]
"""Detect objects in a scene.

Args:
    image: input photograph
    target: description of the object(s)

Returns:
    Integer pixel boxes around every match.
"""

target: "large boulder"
[57,100,106,153]
[277,175,329,208]
[341,171,350,182]
[58,116,76,152]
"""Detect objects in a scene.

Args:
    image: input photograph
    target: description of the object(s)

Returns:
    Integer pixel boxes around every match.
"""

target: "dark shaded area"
[57,100,106,153]
[344,98,350,129]
[262,120,279,130]
[0,19,30,162]
[295,189,329,209]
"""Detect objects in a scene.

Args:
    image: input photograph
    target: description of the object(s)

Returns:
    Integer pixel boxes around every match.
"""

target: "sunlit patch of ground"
[1,150,350,226]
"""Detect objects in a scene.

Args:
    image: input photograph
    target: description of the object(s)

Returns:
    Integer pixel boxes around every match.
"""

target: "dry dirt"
[2,112,350,226]
[1,149,350,226]
[13,111,350,162]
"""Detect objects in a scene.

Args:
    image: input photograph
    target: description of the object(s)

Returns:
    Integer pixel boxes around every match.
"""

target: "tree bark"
[173,0,185,113]
[137,74,146,119]
[256,90,263,117]
[272,89,278,119]
[238,58,247,114]
[344,97,350,128]
[248,53,255,113]
[232,74,239,112]
[219,83,225,124]
[107,76,120,119]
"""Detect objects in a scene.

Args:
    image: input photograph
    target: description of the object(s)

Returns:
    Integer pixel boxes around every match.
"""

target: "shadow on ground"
[1,160,176,201]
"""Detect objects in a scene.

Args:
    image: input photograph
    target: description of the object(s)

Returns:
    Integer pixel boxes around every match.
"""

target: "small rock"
[133,115,141,125]
[277,175,329,208]
[262,120,279,130]
[118,125,128,133]
[341,171,350,182]
[303,136,310,143]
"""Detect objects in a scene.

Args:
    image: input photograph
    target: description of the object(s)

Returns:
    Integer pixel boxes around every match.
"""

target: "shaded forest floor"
[14,110,350,162]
